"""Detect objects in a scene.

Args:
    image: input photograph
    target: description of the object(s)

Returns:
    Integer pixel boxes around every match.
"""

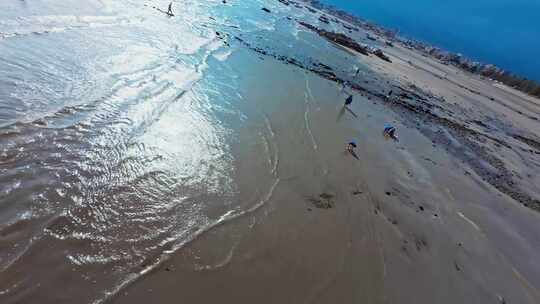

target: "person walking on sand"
[346,141,359,159]
[383,123,398,141]
[347,141,357,153]
[385,90,393,102]
[345,94,353,106]
[354,67,360,78]
[167,2,173,15]
[341,80,350,91]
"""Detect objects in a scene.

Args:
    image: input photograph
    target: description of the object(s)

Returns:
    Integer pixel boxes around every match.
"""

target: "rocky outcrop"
[318,15,329,24]
[374,49,392,63]
[298,22,369,55]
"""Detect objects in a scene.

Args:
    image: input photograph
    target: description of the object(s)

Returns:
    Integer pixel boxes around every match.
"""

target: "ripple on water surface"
[0,0,351,302]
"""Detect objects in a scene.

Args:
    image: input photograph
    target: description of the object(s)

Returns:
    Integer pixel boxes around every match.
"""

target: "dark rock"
[262,7,271,13]
[33,118,47,126]
[374,49,392,63]
[319,192,334,200]
[454,261,461,272]
[318,15,329,24]
[343,24,359,32]
[298,22,370,55]
[511,133,540,151]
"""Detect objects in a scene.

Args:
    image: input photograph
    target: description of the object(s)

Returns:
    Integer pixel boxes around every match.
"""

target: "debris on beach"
[374,49,392,63]
[318,15,330,24]
[298,22,370,55]
[308,193,335,209]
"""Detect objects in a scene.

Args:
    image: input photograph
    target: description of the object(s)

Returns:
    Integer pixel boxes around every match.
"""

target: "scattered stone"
[374,204,381,215]
[374,49,392,63]
[385,191,392,196]
[298,22,370,55]
[33,118,47,126]
[419,206,424,211]
[454,261,461,272]
[343,24,359,32]
[366,33,377,41]
[318,15,329,24]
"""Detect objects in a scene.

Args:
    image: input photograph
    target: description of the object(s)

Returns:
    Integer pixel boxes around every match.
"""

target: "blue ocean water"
[322,0,540,81]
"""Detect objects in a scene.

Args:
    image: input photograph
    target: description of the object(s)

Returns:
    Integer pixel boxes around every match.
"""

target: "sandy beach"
[114,18,540,304]
[1,1,539,303]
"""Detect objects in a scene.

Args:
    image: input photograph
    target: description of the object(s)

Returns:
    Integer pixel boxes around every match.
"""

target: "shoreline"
[296,0,540,99]
[1,1,540,303]
[113,3,540,302]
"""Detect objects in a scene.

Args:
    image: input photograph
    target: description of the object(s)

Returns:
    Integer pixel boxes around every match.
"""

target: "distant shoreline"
[298,0,540,99]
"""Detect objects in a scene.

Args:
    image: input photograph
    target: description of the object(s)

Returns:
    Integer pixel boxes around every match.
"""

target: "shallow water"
[0,0,375,302]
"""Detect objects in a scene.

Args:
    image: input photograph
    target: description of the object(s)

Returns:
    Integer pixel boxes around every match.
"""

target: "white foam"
[92,178,280,304]
[213,49,232,62]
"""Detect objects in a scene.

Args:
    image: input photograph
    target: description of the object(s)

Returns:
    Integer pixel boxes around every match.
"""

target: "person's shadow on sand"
[345,106,358,118]
[153,6,175,16]
[343,149,359,160]
[337,105,358,121]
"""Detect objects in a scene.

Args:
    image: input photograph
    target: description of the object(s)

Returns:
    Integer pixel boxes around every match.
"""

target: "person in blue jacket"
[383,123,398,141]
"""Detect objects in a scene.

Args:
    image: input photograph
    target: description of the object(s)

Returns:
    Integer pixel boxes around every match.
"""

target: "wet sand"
[114,25,540,304]
[1,1,540,303]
